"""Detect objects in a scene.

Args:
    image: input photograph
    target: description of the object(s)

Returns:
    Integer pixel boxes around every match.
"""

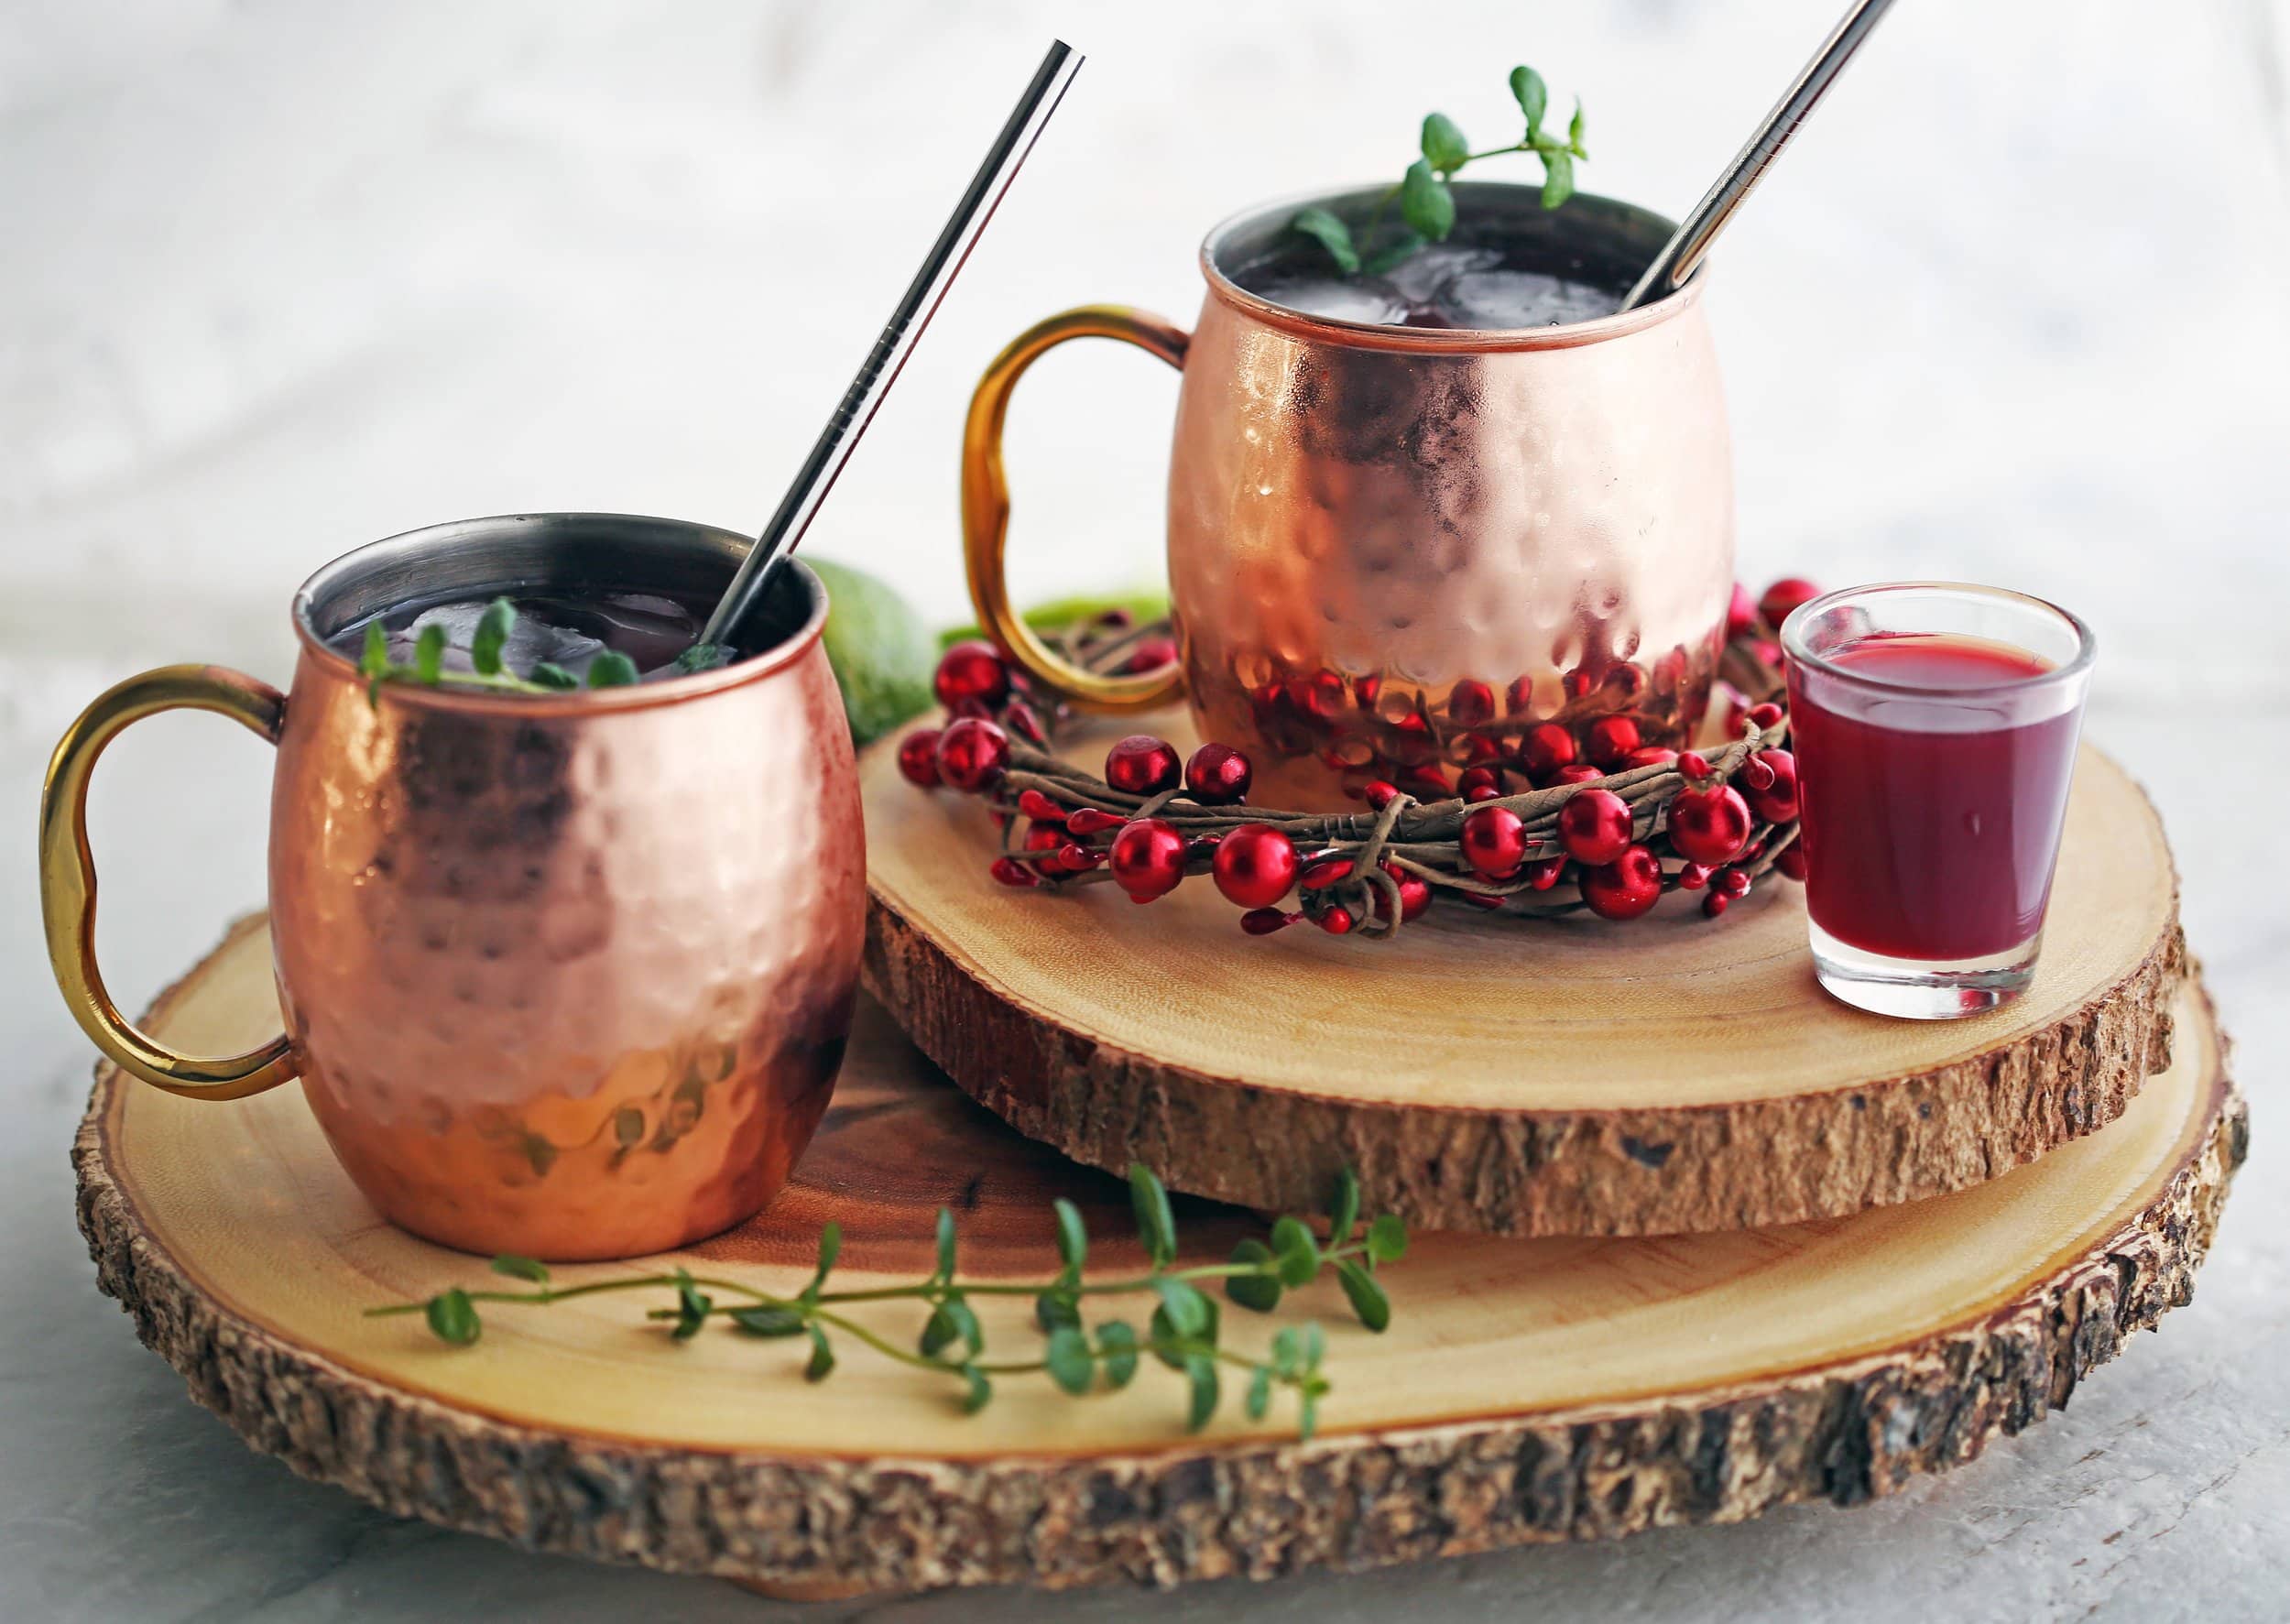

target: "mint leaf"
[424,1288,481,1346]
[471,597,515,677]
[1510,65,1548,134]
[1541,149,1576,210]
[1399,159,1456,242]
[585,649,639,688]
[413,622,446,686]
[529,661,579,690]
[1289,206,1360,276]
[1420,112,1468,174]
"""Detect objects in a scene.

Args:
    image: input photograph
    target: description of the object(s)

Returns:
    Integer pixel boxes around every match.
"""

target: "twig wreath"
[899,581,1817,941]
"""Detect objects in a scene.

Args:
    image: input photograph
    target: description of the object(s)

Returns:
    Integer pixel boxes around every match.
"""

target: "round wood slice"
[863,717,2186,1236]
[77,915,2242,1595]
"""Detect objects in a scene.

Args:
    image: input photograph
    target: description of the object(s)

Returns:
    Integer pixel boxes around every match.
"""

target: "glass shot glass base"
[1808,921,2039,1020]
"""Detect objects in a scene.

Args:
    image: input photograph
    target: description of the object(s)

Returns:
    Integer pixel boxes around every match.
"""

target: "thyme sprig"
[367,1164,1408,1439]
[1292,63,1588,278]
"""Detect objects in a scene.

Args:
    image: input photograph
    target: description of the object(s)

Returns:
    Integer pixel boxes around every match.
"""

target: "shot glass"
[1781,583,2096,1019]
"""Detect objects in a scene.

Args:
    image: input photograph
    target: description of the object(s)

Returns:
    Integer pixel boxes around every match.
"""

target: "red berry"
[1747,702,1784,731]
[1018,789,1064,821]
[935,717,1009,791]
[1398,766,1453,800]
[1550,763,1605,787]
[1362,779,1402,811]
[1758,578,1821,630]
[1727,583,1761,640]
[1667,783,1752,867]
[1109,817,1187,902]
[934,640,1009,709]
[1317,906,1356,935]
[1212,823,1300,910]
[1585,714,1641,769]
[1095,606,1135,631]
[1457,765,1503,800]
[1517,722,1576,778]
[1352,673,1383,710]
[1465,783,1502,803]
[1461,804,1528,879]
[1702,891,1729,919]
[1183,742,1252,804]
[1123,635,1180,673]
[1300,856,1355,890]
[1714,866,1752,899]
[1241,908,1298,935]
[1557,789,1633,866]
[1003,701,1047,746]
[1775,842,1809,881]
[1057,842,1097,870]
[1676,751,1711,782]
[1447,679,1495,727]
[1105,734,1182,797]
[1740,754,1776,791]
[1742,749,1800,823]
[1064,808,1125,836]
[988,856,1038,888]
[1623,746,1678,769]
[1580,845,1663,921]
[1390,866,1433,921]
[897,728,944,788]
[1463,891,1507,910]
[1022,821,1068,860]
[1521,856,1566,891]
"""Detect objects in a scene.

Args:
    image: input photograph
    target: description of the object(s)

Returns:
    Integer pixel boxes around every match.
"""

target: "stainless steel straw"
[702,39,1084,646]
[1620,0,1895,311]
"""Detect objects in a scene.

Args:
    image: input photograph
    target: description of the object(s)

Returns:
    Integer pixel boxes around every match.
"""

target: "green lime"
[806,557,938,748]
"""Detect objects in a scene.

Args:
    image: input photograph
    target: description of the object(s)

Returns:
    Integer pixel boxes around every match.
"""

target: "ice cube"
[1438,270,1618,331]
[1248,273,1410,327]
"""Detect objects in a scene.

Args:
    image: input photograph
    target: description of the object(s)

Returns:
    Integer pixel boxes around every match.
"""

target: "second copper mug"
[39,514,864,1260]
[964,182,1735,809]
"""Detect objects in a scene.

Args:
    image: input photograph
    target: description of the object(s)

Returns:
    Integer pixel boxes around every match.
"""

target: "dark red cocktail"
[1783,584,2095,1019]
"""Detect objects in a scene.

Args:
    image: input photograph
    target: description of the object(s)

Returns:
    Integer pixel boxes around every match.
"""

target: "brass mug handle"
[961,304,1192,714]
[39,665,299,1099]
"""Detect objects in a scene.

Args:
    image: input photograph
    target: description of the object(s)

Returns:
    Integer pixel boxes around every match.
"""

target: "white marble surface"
[3,3,2287,1619]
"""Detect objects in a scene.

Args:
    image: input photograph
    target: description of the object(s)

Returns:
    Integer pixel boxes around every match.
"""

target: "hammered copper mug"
[964,183,1735,809]
[39,514,864,1260]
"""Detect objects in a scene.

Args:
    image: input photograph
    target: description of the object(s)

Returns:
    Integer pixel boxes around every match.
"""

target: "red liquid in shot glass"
[1787,633,2081,962]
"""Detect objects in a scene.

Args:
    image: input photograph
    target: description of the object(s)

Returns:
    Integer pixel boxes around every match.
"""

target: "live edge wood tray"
[78,915,2241,1596]
[863,719,2188,1237]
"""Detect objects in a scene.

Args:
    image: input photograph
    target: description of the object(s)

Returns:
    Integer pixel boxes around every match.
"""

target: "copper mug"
[39,514,864,1260]
[964,184,1735,808]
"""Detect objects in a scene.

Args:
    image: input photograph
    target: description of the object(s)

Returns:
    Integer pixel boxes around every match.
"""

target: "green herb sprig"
[1291,64,1588,278]
[353,596,729,707]
[368,1164,1409,1439]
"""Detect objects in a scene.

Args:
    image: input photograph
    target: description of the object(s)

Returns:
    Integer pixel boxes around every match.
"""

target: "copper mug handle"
[961,304,1192,714]
[39,665,299,1099]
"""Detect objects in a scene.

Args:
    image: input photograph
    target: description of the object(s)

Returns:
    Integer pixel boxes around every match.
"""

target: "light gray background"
[2,3,2285,1619]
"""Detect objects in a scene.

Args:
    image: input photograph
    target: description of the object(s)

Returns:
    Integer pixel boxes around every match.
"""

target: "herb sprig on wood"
[368,1164,1407,1439]
[1292,63,1588,278]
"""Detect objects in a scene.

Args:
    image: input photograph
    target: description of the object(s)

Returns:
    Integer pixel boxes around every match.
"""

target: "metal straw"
[1620,0,1895,311]
[702,39,1085,647]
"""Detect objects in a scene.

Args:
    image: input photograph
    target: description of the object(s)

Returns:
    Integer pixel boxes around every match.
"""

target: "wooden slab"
[864,718,2185,1236]
[77,916,2242,1595]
